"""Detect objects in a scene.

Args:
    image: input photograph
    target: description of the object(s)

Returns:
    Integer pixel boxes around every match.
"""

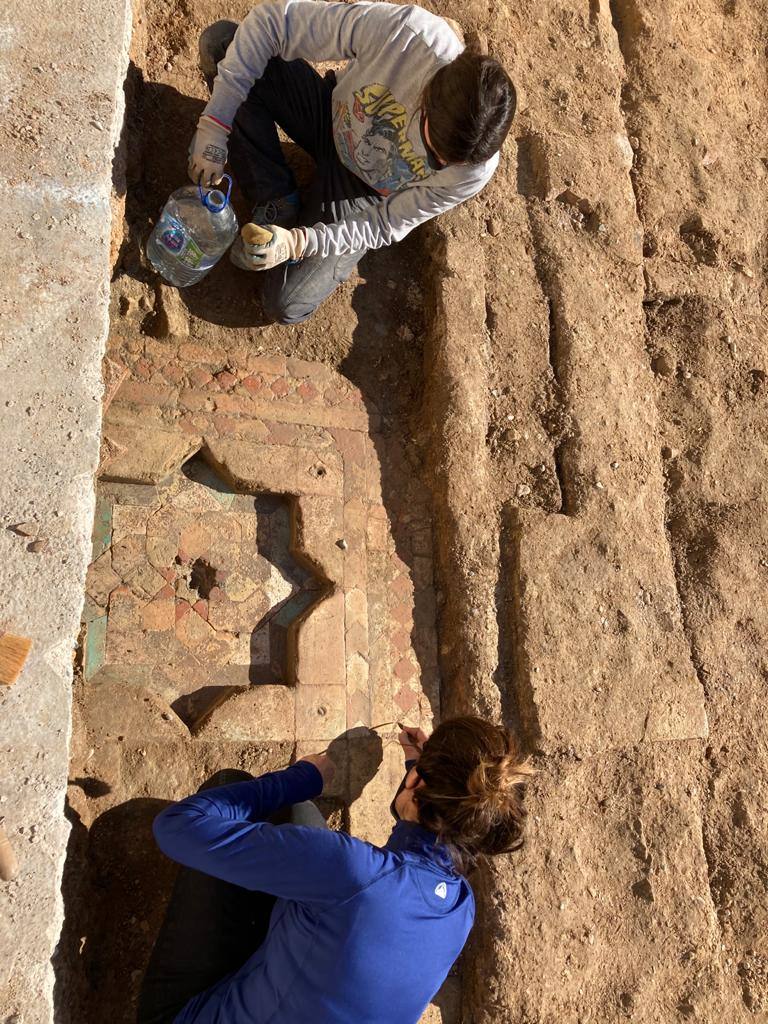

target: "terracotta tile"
[140,594,175,632]
[85,550,120,608]
[394,658,417,682]
[186,366,213,388]
[111,534,146,580]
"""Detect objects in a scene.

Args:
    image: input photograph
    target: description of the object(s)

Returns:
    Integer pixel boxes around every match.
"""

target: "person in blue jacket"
[137,716,533,1024]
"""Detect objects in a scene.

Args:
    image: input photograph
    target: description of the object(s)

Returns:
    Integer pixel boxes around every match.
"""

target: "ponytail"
[413,717,534,872]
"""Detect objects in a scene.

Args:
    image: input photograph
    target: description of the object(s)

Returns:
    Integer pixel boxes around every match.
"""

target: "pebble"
[629,135,639,150]
[516,483,531,498]
[595,481,605,490]
[27,539,48,553]
[336,538,348,550]
[9,521,37,537]
[610,461,619,470]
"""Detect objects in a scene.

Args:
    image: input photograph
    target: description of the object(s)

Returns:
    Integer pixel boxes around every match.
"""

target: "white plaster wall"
[0,1,132,1018]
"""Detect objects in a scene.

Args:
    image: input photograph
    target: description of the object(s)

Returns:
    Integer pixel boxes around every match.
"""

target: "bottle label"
[156,211,206,269]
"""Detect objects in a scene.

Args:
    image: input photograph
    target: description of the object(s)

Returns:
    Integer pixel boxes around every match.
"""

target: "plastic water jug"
[147,175,238,287]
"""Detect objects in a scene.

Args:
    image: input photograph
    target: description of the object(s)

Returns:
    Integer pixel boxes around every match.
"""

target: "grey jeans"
[200,20,381,325]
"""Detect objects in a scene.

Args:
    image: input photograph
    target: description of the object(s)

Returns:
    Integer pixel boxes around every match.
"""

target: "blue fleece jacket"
[153,761,475,1024]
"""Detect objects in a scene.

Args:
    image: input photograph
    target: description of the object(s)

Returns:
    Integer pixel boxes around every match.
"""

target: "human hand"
[188,115,229,186]
[298,751,336,790]
[238,223,306,270]
[398,724,429,761]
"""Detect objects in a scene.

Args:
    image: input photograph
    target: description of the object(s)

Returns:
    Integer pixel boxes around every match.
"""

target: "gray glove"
[188,115,229,186]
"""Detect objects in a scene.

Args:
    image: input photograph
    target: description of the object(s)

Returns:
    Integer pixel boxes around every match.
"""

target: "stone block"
[294,448,343,497]
[85,684,188,745]
[294,590,345,687]
[205,437,298,493]
[100,424,199,485]
[294,494,344,581]
[193,686,295,742]
[295,684,347,741]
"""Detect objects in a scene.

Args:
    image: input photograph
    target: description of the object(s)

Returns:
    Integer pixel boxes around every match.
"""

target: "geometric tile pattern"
[86,349,439,842]
[83,455,324,724]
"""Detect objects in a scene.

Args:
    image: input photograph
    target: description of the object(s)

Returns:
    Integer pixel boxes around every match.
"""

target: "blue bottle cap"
[199,173,233,213]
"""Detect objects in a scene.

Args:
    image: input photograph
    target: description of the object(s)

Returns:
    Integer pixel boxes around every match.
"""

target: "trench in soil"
[52,2,457,1019]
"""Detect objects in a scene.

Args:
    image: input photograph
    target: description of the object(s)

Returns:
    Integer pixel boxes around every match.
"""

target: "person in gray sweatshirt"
[190,0,516,324]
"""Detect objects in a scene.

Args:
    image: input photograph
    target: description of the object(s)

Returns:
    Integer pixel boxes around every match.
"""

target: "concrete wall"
[0,1,131,1018]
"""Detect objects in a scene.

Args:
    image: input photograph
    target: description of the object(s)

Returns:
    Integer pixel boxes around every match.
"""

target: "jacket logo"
[434,882,447,899]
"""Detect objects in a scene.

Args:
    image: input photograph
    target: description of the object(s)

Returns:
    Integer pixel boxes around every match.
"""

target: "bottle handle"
[198,173,233,212]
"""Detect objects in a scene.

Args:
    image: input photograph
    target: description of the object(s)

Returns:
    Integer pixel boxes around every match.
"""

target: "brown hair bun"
[414,716,534,872]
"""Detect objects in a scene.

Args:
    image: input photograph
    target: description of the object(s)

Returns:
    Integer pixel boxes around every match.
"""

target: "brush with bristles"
[242,223,274,246]
[0,633,32,686]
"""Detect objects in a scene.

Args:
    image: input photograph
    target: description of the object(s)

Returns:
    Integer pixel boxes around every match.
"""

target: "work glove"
[188,115,229,186]
[236,223,307,270]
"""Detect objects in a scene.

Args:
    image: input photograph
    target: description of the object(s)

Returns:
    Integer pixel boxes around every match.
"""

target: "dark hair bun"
[414,716,535,870]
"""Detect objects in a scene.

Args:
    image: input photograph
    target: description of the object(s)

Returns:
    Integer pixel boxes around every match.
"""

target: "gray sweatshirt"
[204,0,498,259]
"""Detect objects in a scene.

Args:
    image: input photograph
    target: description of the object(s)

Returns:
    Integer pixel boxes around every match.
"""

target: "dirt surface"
[57,0,768,1022]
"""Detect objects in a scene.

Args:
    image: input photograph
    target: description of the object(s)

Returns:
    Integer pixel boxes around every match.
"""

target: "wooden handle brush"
[0,820,19,882]
[242,223,274,246]
[0,633,32,686]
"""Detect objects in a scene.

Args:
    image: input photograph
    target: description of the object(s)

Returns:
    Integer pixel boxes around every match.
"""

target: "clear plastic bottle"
[147,175,238,287]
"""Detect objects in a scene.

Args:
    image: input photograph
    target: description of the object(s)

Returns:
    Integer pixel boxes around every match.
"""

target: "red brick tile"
[394,658,416,682]
[347,690,371,728]
[115,380,177,407]
[390,574,413,600]
[247,354,287,375]
[391,603,414,627]
[394,687,419,713]
[271,378,291,398]
[390,629,411,654]
[242,374,264,395]
[133,358,152,380]
[162,363,185,385]
[213,415,240,436]
[175,600,190,621]
[297,381,319,402]
[215,370,238,390]
[158,584,176,599]
[178,413,199,435]
[193,599,209,621]
[214,393,255,415]
[187,367,213,388]
[179,389,214,412]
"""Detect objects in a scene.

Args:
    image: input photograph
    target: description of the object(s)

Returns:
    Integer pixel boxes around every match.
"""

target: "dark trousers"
[136,769,327,1024]
[200,20,381,325]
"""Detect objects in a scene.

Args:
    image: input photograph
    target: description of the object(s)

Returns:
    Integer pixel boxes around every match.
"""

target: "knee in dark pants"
[262,285,318,326]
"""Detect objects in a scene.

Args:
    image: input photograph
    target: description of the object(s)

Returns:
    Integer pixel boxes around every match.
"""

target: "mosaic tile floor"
[84,454,325,723]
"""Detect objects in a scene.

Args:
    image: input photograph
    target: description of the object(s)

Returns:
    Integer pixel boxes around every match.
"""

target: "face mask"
[419,111,445,171]
[390,766,414,822]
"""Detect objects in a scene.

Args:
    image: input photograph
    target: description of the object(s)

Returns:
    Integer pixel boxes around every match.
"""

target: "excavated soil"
[58,0,768,1022]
